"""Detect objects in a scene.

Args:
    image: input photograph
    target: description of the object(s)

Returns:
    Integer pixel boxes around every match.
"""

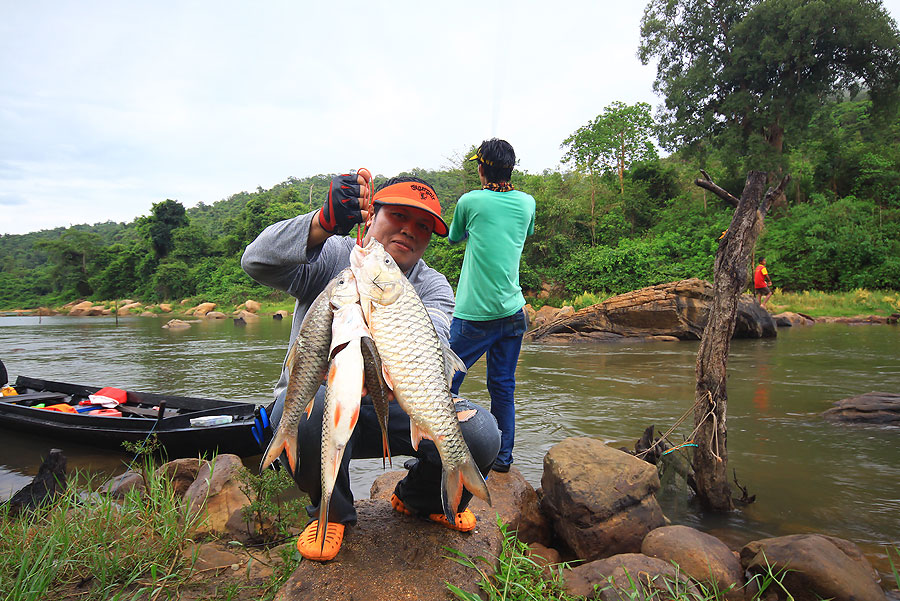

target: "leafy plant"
[236,467,307,544]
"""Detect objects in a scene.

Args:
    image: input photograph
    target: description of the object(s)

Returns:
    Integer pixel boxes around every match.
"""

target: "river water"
[1,315,898,575]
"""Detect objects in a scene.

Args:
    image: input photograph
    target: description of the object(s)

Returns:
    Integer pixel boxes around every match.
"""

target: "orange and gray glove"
[318,172,371,236]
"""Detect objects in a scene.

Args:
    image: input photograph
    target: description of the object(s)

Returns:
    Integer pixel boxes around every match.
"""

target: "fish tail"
[318,496,330,554]
[460,456,492,505]
[439,468,459,526]
[259,429,297,475]
[441,455,491,525]
[381,428,392,469]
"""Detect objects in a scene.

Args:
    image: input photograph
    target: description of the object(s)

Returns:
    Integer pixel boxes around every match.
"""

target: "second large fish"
[260,276,338,474]
[352,240,491,524]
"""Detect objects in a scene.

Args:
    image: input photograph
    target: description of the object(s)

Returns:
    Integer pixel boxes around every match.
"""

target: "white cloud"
[9,1,894,234]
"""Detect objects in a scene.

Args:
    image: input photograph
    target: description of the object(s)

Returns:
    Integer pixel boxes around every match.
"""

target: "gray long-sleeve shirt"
[241,210,455,400]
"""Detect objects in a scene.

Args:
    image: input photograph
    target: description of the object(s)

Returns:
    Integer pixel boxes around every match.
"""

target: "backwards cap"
[373,182,448,237]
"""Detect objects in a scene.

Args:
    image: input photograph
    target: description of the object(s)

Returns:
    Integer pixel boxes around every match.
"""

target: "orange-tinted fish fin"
[409,422,428,451]
[304,399,314,419]
[382,433,392,469]
[259,429,298,475]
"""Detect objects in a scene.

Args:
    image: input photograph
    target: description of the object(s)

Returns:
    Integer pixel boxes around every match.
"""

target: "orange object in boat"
[88,408,122,417]
[44,403,78,413]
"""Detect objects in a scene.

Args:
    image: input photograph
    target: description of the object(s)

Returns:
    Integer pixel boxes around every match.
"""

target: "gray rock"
[541,437,665,561]
[741,534,886,601]
[822,392,900,424]
[564,553,701,599]
[642,525,744,600]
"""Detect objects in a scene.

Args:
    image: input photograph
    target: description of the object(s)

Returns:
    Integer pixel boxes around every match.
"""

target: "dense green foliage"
[639,0,900,174]
[3,1,900,308]
[2,94,899,309]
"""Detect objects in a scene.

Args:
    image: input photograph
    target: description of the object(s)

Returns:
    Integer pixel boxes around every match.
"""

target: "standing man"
[242,172,500,562]
[448,139,536,473]
[754,257,774,308]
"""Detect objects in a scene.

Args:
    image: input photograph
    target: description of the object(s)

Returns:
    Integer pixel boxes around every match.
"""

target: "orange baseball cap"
[373,182,448,237]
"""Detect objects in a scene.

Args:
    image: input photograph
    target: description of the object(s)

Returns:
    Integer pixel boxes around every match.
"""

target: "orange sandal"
[390,494,477,532]
[296,519,345,561]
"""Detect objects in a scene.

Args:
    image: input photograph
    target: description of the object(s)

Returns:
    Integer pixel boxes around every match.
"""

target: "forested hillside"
[2,0,899,310]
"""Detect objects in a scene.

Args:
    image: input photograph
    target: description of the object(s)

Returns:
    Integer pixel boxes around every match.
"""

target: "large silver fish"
[318,268,367,549]
[259,276,338,474]
[351,240,490,524]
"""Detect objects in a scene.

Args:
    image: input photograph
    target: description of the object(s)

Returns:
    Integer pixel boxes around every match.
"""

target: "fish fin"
[409,421,431,451]
[439,469,459,526]
[329,341,350,362]
[459,456,492,505]
[259,428,297,475]
[304,399,314,419]
[382,433,392,469]
[442,342,467,383]
[284,339,299,374]
[326,362,338,386]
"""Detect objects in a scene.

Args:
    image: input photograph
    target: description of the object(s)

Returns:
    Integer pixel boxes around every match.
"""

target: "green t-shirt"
[448,188,536,321]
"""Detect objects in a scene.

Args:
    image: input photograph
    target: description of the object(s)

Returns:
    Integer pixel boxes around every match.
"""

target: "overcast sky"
[2,1,899,235]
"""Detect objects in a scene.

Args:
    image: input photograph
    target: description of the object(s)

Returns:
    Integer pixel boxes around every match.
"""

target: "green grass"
[767,288,900,317]
[0,460,199,601]
[0,456,302,601]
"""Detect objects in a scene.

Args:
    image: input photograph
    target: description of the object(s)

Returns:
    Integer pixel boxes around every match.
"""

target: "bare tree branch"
[694,170,740,207]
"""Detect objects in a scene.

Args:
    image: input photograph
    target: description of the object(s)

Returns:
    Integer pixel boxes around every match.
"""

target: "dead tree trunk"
[691,170,790,511]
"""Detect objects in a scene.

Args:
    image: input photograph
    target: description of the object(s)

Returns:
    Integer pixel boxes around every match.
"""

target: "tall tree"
[639,0,900,172]
[561,102,659,243]
[145,199,188,259]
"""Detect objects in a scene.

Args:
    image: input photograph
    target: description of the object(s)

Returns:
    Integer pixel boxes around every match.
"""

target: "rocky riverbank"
[91,440,896,601]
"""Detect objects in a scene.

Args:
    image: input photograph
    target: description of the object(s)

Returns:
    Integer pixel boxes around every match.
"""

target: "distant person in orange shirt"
[753,258,773,308]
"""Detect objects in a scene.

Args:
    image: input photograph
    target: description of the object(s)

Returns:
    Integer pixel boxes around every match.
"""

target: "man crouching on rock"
[241,171,501,561]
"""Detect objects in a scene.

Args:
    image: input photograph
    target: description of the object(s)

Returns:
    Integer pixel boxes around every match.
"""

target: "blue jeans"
[449,308,528,466]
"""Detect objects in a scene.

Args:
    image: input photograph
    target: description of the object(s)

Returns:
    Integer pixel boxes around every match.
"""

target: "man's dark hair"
[373,176,436,215]
[476,138,516,183]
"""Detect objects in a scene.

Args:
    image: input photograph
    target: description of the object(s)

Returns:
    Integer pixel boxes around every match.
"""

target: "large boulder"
[162,319,191,329]
[641,525,744,600]
[184,454,252,540]
[190,302,217,317]
[116,302,143,316]
[67,300,95,316]
[244,299,261,313]
[563,553,701,599]
[822,392,900,424]
[527,279,776,343]
[156,457,202,497]
[740,534,886,601]
[235,309,260,322]
[275,499,501,601]
[541,437,665,561]
[772,311,815,327]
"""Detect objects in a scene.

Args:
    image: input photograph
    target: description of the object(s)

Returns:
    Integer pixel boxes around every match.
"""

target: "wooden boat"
[0,376,262,458]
